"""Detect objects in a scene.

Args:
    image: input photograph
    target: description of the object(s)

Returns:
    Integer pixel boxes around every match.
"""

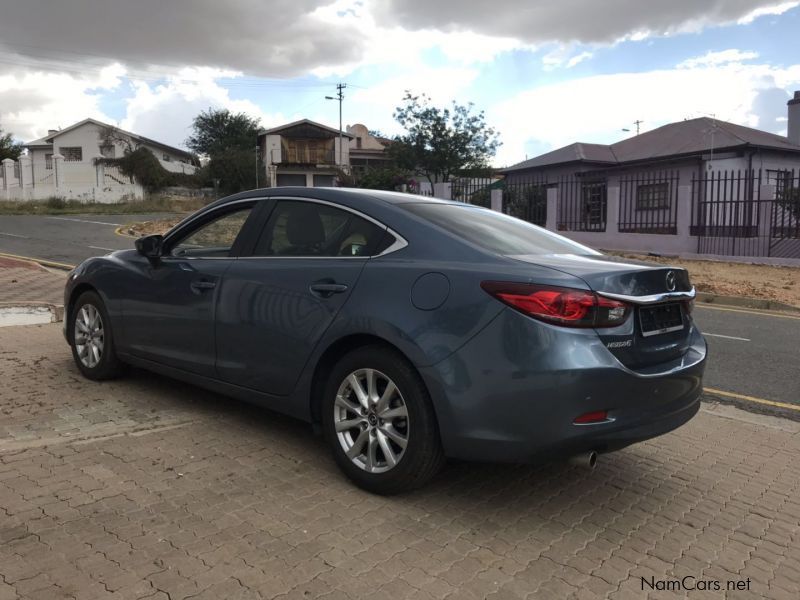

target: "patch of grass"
[0,194,214,215]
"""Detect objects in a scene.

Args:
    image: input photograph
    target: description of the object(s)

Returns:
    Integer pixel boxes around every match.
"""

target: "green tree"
[186,108,261,193]
[389,92,500,187]
[186,108,260,157]
[0,125,23,161]
[205,148,259,194]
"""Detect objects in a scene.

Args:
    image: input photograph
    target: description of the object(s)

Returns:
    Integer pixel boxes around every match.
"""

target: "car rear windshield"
[402,203,600,256]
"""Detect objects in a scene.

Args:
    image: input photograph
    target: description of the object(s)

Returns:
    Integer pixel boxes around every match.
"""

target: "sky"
[1,0,800,167]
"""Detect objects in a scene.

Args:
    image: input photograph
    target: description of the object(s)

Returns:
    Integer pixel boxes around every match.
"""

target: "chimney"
[789,91,800,146]
[47,129,58,136]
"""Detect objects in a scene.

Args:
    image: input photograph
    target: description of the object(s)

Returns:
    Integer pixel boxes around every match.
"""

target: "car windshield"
[402,203,601,256]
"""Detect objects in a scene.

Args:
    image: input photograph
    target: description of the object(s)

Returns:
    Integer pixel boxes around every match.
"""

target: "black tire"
[69,291,125,381]
[322,345,445,495]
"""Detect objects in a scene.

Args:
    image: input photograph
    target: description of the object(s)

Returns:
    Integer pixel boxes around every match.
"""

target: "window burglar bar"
[557,176,607,232]
[619,171,680,234]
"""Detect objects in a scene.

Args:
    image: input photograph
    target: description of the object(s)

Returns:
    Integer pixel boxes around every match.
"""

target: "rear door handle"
[190,279,217,293]
[309,282,348,297]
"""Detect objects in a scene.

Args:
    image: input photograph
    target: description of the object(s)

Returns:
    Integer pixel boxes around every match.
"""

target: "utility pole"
[325,83,346,165]
[622,120,644,135]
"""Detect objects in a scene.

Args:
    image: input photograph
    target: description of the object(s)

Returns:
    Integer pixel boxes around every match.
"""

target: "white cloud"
[309,0,531,78]
[737,1,799,24]
[119,69,291,149]
[566,52,594,68]
[490,57,800,166]
[0,64,124,142]
[374,0,798,46]
[677,49,759,69]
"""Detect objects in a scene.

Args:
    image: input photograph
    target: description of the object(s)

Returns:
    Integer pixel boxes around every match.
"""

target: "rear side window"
[253,200,389,257]
[402,203,599,256]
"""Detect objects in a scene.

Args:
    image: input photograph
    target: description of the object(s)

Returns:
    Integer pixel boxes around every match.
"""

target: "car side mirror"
[135,234,163,259]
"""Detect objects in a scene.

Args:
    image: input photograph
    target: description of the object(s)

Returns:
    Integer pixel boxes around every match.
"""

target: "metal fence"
[618,171,680,234]
[450,177,495,207]
[557,176,607,232]
[691,169,800,258]
[503,178,548,226]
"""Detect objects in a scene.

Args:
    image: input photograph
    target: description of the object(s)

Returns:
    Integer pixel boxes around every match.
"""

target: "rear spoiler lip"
[596,287,696,305]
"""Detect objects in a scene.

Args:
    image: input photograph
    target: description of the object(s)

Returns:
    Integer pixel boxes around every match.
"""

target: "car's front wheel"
[322,346,444,494]
[70,290,125,380]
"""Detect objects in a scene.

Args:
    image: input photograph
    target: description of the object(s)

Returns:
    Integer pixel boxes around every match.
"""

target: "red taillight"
[481,282,630,328]
[574,410,609,424]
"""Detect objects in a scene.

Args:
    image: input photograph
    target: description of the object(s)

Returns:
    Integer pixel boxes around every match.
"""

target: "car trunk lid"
[510,253,695,369]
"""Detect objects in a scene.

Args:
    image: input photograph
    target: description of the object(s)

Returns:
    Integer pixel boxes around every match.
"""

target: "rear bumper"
[419,308,707,463]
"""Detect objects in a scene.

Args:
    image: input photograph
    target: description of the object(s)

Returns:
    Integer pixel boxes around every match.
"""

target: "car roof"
[208,187,458,210]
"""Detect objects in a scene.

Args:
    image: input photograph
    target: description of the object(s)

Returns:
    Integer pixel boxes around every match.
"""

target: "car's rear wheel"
[322,345,445,495]
[70,291,125,380]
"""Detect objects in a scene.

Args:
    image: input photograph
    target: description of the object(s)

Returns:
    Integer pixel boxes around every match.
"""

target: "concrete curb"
[0,252,74,271]
[0,302,64,324]
[696,291,800,313]
[114,225,138,239]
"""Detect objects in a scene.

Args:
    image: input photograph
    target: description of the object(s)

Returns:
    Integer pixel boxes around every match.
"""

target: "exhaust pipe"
[568,450,598,469]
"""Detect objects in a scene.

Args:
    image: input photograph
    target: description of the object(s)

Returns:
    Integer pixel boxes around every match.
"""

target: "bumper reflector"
[574,410,609,424]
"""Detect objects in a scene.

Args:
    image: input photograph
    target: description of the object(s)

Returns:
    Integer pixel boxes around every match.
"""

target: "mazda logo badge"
[665,271,676,292]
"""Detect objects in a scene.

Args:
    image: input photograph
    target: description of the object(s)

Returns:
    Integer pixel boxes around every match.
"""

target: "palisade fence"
[450,177,495,208]
[618,171,680,234]
[502,177,549,227]
[480,168,799,259]
[691,169,800,258]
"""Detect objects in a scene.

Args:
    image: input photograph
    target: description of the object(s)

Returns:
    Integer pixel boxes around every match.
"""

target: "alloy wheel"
[74,304,104,369]
[333,368,409,473]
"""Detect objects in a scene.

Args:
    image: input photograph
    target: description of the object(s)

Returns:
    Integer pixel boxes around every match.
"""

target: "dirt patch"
[119,216,186,237]
[614,253,800,308]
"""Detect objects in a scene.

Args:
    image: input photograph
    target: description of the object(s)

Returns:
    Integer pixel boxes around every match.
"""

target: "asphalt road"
[692,305,800,409]
[1,213,797,412]
[0,213,173,265]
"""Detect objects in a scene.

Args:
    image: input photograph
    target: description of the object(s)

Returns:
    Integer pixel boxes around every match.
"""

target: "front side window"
[253,200,388,257]
[168,206,253,258]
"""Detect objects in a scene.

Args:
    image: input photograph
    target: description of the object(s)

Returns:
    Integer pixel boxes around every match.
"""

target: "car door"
[215,198,392,396]
[121,201,261,375]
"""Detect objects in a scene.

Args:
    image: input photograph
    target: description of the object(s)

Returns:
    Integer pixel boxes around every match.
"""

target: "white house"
[1,118,198,202]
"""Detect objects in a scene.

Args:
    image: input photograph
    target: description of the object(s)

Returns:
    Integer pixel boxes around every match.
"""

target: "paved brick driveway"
[1,324,799,599]
[0,258,66,306]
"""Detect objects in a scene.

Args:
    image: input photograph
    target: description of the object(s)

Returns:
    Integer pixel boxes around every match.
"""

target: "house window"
[162,153,172,162]
[100,144,115,158]
[636,182,670,210]
[59,147,83,162]
[45,154,53,170]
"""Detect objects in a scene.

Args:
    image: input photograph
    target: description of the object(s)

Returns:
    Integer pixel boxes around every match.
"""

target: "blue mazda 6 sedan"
[64,187,706,494]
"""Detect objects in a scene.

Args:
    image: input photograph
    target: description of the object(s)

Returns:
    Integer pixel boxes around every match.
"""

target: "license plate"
[639,303,684,337]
